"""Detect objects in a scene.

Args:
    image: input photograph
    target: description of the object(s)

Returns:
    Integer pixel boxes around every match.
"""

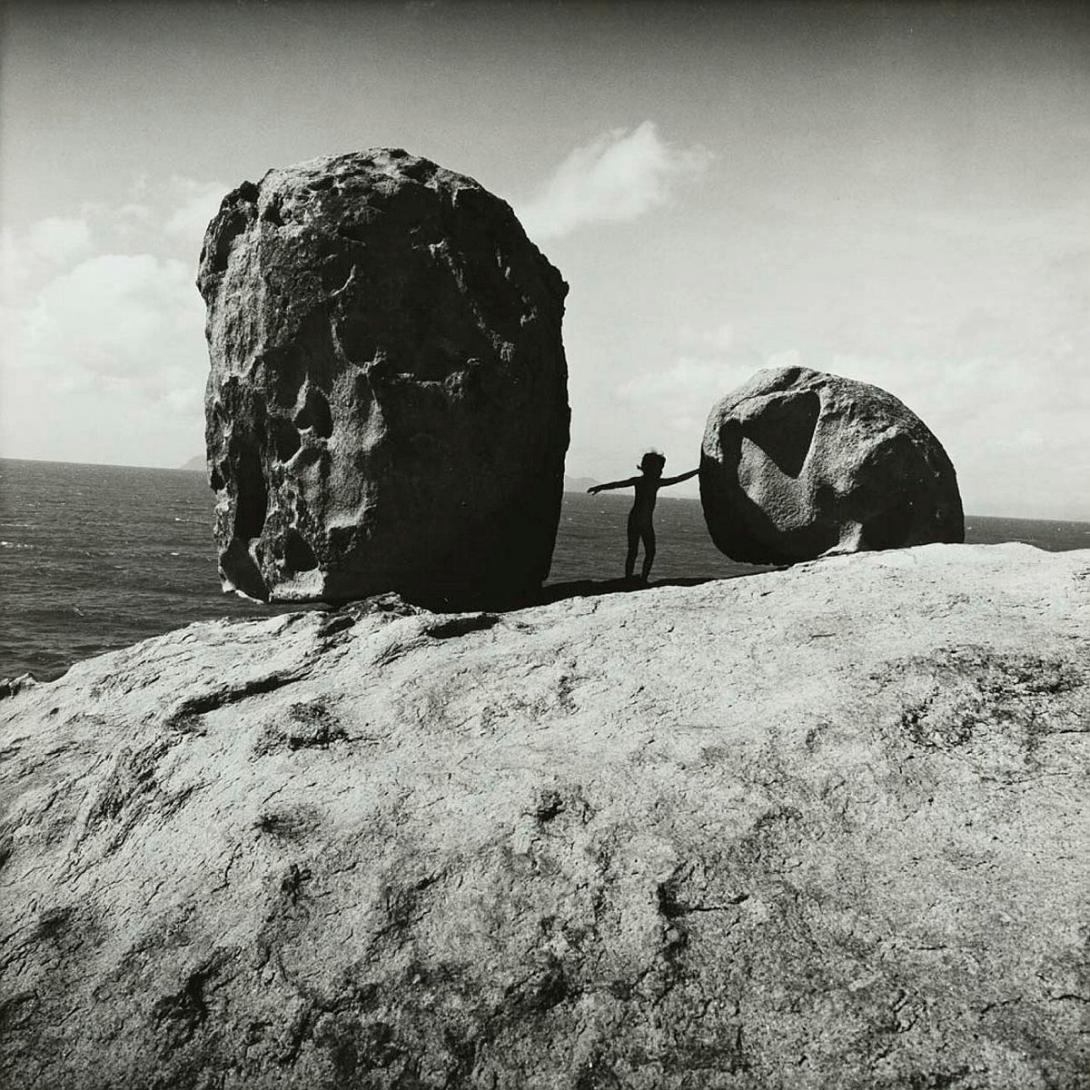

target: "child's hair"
[638,450,666,474]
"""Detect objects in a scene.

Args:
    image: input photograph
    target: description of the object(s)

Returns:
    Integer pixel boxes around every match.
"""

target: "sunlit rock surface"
[198,149,570,606]
[1,544,1087,1088]
[700,366,964,564]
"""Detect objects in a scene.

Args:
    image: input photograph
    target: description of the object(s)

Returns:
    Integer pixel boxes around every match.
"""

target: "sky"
[1,0,1087,519]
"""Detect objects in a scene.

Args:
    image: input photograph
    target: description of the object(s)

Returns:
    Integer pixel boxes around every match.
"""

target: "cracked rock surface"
[198,148,570,606]
[2,544,1088,1089]
[700,366,964,564]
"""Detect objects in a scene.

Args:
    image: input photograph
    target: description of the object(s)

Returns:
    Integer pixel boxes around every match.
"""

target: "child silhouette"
[588,452,699,582]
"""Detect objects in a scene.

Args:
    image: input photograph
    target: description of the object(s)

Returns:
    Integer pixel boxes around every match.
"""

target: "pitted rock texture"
[700,366,964,564]
[2,544,1088,1089]
[198,149,570,606]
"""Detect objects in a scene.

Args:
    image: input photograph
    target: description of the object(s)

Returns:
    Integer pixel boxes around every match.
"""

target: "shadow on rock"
[538,575,720,605]
[388,569,782,615]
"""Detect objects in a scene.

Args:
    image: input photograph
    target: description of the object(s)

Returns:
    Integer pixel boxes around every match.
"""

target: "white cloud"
[766,348,802,369]
[2,175,225,293]
[164,177,228,249]
[1,175,223,361]
[619,355,749,408]
[1,217,96,304]
[1,251,208,465]
[621,363,742,465]
[518,121,712,241]
[611,338,1089,517]
[12,253,205,389]
[606,329,790,490]
[827,351,1089,520]
[0,228,24,300]
[679,321,736,354]
[161,386,204,415]
[26,216,93,266]
[617,323,789,419]
[0,173,229,465]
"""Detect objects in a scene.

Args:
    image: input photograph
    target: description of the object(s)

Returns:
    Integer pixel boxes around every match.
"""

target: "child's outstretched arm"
[660,468,700,487]
[587,477,640,494]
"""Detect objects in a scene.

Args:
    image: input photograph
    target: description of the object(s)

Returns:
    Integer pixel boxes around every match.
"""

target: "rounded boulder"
[198,149,570,606]
[700,366,964,564]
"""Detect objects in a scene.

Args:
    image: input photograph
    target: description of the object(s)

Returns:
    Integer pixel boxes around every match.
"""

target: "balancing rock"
[198,149,570,605]
[700,366,963,564]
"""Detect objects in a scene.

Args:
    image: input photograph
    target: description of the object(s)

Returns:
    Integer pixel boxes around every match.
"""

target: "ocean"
[2,457,1088,682]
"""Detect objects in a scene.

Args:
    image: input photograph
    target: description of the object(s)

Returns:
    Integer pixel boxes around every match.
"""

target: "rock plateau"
[2,544,1088,1088]
[700,366,964,564]
[198,149,570,607]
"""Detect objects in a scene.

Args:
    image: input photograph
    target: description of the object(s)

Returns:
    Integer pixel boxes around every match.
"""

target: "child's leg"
[641,526,656,580]
[625,519,640,579]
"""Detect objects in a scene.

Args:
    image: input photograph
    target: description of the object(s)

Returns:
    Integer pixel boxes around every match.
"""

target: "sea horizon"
[1,455,1087,526]
[3,456,1089,683]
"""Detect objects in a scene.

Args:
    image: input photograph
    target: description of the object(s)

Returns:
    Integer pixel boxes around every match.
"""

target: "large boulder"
[700,366,964,564]
[197,149,570,606]
[1,544,1088,1088]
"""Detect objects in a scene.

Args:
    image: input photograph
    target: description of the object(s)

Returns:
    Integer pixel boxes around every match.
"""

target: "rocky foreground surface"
[1,544,1088,1089]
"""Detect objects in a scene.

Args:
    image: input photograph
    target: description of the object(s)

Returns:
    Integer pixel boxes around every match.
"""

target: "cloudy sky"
[1,1,1087,519]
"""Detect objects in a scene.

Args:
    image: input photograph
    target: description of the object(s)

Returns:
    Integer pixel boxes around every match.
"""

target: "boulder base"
[198,149,570,606]
[700,366,963,564]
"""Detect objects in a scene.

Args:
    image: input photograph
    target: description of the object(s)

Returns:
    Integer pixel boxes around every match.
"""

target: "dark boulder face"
[198,149,570,606]
[700,367,964,564]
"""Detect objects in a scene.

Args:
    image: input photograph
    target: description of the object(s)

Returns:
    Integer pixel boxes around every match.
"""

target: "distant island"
[183,455,596,493]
